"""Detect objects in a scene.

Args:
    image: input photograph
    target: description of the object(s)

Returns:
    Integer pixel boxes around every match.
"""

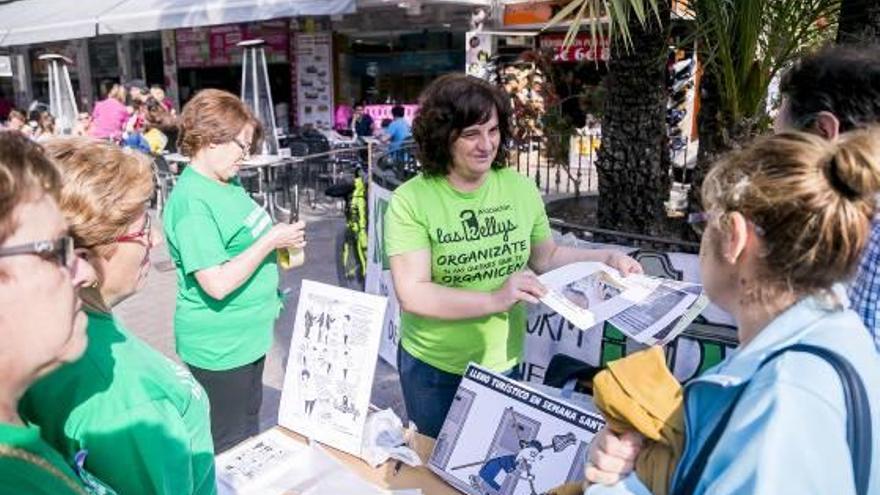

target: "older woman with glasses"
[19,138,216,495]
[162,89,306,452]
[0,132,116,493]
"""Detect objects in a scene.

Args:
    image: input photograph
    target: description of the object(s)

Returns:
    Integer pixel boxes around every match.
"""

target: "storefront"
[174,20,293,109]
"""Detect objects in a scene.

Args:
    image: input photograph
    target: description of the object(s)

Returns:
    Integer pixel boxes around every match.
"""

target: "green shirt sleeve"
[78,400,216,495]
[173,202,230,275]
[385,187,431,257]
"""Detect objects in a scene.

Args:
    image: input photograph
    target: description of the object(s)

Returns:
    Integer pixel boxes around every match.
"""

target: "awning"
[0,0,356,46]
[97,0,356,35]
[0,0,123,47]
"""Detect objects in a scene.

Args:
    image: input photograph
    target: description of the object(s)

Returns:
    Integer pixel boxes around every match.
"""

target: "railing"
[368,135,599,198]
[153,131,599,218]
[550,218,700,254]
[508,132,600,198]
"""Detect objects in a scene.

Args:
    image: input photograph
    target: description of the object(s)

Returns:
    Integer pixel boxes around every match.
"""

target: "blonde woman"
[586,131,880,495]
[89,84,128,141]
[0,132,113,493]
[20,138,215,495]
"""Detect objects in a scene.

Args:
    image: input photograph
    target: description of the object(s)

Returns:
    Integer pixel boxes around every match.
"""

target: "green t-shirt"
[384,168,552,374]
[0,422,116,495]
[19,311,216,495]
[163,167,281,370]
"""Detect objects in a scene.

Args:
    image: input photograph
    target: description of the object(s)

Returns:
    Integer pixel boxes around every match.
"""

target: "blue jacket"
[588,292,880,495]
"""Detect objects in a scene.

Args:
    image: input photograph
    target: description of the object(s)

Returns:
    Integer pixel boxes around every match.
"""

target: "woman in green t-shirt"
[0,132,115,494]
[20,138,216,495]
[163,90,306,452]
[385,74,642,438]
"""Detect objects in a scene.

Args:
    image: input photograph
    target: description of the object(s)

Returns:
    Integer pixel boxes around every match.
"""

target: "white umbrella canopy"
[97,0,356,35]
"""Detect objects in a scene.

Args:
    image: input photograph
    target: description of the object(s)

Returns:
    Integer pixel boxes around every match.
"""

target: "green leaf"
[542,0,587,32]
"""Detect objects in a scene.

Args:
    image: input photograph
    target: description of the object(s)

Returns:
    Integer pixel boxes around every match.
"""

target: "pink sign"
[364,104,419,124]
[176,21,289,68]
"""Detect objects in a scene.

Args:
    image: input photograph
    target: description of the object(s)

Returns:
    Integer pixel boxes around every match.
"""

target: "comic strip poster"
[429,365,605,495]
[278,280,387,457]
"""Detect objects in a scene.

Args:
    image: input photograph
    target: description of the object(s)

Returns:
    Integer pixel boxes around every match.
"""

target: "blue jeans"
[397,346,521,438]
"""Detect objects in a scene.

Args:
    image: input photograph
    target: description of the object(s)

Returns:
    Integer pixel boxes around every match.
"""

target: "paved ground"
[115,201,406,434]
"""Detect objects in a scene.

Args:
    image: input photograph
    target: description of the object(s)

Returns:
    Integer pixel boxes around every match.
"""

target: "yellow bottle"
[278,184,304,270]
[278,246,305,269]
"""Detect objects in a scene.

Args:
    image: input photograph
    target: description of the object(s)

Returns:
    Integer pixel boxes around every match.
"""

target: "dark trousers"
[398,347,521,439]
[188,356,265,453]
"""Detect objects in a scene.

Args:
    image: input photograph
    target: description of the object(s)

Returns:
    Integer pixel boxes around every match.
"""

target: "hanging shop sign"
[539,33,610,62]
[295,32,334,129]
[465,31,496,80]
[504,1,608,27]
[503,1,556,26]
[175,20,288,68]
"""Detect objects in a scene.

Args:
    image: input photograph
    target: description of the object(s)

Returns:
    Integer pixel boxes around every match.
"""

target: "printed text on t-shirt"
[436,209,518,244]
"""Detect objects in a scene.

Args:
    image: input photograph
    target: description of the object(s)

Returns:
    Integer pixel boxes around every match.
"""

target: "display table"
[273,426,459,495]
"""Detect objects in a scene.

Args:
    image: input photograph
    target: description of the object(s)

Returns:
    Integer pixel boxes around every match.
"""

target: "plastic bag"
[360,408,422,468]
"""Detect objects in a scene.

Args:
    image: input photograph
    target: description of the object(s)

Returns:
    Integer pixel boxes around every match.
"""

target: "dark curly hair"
[780,44,880,132]
[412,74,512,176]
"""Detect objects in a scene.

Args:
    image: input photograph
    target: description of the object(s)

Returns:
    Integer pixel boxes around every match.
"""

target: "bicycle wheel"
[335,224,366,291]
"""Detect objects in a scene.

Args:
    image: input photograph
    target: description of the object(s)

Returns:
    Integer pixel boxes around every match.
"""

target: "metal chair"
[152,155,178,215]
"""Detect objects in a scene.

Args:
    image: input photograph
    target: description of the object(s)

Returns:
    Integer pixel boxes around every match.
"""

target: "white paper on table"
[216,429,308,494]
[278,280,388,458]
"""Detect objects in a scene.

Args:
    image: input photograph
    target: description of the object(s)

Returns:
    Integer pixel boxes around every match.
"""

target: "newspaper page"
[429,364,605,495]
[538,262,707,345]
[216,429,308,494]
[216,429,388,495]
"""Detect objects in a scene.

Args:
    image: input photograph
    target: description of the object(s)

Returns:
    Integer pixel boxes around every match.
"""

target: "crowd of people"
[0,43,878,495]
[1,81,178,155]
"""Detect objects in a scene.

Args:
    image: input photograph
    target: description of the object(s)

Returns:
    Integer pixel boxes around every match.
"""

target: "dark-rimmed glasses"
[0,236,75,268]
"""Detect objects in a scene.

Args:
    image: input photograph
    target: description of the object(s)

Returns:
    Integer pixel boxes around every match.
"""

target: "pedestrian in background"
[89,84,128,141]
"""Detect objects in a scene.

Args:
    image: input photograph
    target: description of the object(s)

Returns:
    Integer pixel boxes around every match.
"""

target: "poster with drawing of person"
[278,280,387,457]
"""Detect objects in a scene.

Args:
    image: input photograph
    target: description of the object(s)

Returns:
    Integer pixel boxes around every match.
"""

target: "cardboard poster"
[429,365,605,495]
[278,280,387,457]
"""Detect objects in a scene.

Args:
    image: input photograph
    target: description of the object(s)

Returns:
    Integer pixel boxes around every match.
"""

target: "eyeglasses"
[0,236,75,268]
[688,211,766,237]
[113,214,152,245]
[232,137,252,160]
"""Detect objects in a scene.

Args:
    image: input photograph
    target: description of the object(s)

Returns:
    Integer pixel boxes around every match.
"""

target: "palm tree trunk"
[837,0,880,43]
[596,5,672,236]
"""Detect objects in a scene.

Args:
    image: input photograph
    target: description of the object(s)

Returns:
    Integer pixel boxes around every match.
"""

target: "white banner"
[365,177,737,384]
[366,181,401,366]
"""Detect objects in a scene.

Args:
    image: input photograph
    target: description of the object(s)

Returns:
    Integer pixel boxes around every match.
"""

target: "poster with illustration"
[278,280,387,457]
[429,365,605,495]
